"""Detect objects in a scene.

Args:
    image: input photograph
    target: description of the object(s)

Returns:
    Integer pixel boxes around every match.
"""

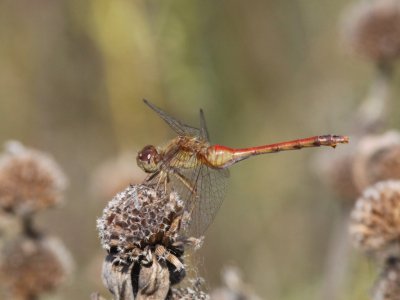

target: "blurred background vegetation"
[1,0,400,299]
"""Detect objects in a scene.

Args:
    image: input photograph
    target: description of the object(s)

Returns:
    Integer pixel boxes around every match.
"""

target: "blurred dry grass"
[1,0,400,299]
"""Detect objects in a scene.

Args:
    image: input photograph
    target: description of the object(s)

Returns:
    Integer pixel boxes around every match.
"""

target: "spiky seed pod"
[97,185,203,297]
[342,0,400,63]
[0,236,73,299]
[372,256,400,300]
[91,152,146,200]
[97,184,186,263]
[353,131,400,192]
[0,141,67,215]
[350,180,400,254]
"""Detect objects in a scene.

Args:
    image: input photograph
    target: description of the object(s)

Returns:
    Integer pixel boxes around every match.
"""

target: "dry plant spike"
[349,180,400,256]
[342,0,400,63]
[341,1,398,135]
[0,236,73,300]
[0,141,73,299]
[0,141,67,216]
[97,184,202,299]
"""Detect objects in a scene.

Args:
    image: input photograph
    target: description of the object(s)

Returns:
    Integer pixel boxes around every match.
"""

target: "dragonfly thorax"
[136,145,161,173]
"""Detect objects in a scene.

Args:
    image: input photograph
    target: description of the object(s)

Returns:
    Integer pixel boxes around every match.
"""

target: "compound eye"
[138,145,158,163]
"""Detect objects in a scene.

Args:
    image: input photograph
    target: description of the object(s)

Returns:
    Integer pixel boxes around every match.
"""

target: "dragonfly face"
[136,145,161,173]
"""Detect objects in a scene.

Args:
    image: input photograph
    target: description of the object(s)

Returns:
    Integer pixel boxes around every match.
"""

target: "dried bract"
[342,0,400,62]
[0,141,67,215]
[350,180,400,254]
[101,254,136,299]
[0,236,73,299]
[353,131,400,192]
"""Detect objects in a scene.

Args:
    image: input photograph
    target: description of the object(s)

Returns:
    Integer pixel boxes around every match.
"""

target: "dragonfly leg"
[155,244,184,271]
[153,171,168,194]
[171,170,197,195]
[171,170,200,223]
[164,173,170,194]
[163,216,181,245]
[171,236,204,251]
[146,170,160,182]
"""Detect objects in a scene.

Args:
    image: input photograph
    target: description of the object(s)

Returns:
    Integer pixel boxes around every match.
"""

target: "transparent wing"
[143,99,201,138]
[187,165,229,236]
[143,148,229,236]
[168,156,230,236]
[142,100,223,235]
[199,109,210,141]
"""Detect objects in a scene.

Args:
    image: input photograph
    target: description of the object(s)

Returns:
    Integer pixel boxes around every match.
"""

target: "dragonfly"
[137,100,349,236]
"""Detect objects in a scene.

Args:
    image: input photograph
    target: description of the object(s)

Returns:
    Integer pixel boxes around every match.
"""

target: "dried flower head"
[97,184,183,259]
[97,184,202,269]
[0,236,73,299]
[350,180,400,254]
[342,0,400,63]
[372,256,400,300]
[91,152,146,200]
[0,141,67,215]
[353,131,400,192]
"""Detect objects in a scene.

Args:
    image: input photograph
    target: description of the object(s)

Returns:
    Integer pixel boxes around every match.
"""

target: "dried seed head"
[0,236,73,299]
[97,184,185,263]
[91,152,146,200]
[372,256,400,300]
[350,180,400,254]
[353,131,400,192]
[342,0,400,62]
[0,141,67,215]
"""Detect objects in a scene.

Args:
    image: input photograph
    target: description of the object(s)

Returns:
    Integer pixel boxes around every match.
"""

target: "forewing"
[143,99,201,138]
[199,109,210,142]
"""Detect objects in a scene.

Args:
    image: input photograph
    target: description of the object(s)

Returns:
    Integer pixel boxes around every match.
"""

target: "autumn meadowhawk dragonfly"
[137,100,349,236]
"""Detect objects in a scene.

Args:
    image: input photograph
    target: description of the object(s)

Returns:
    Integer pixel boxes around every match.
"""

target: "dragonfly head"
[136,145,160,173]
